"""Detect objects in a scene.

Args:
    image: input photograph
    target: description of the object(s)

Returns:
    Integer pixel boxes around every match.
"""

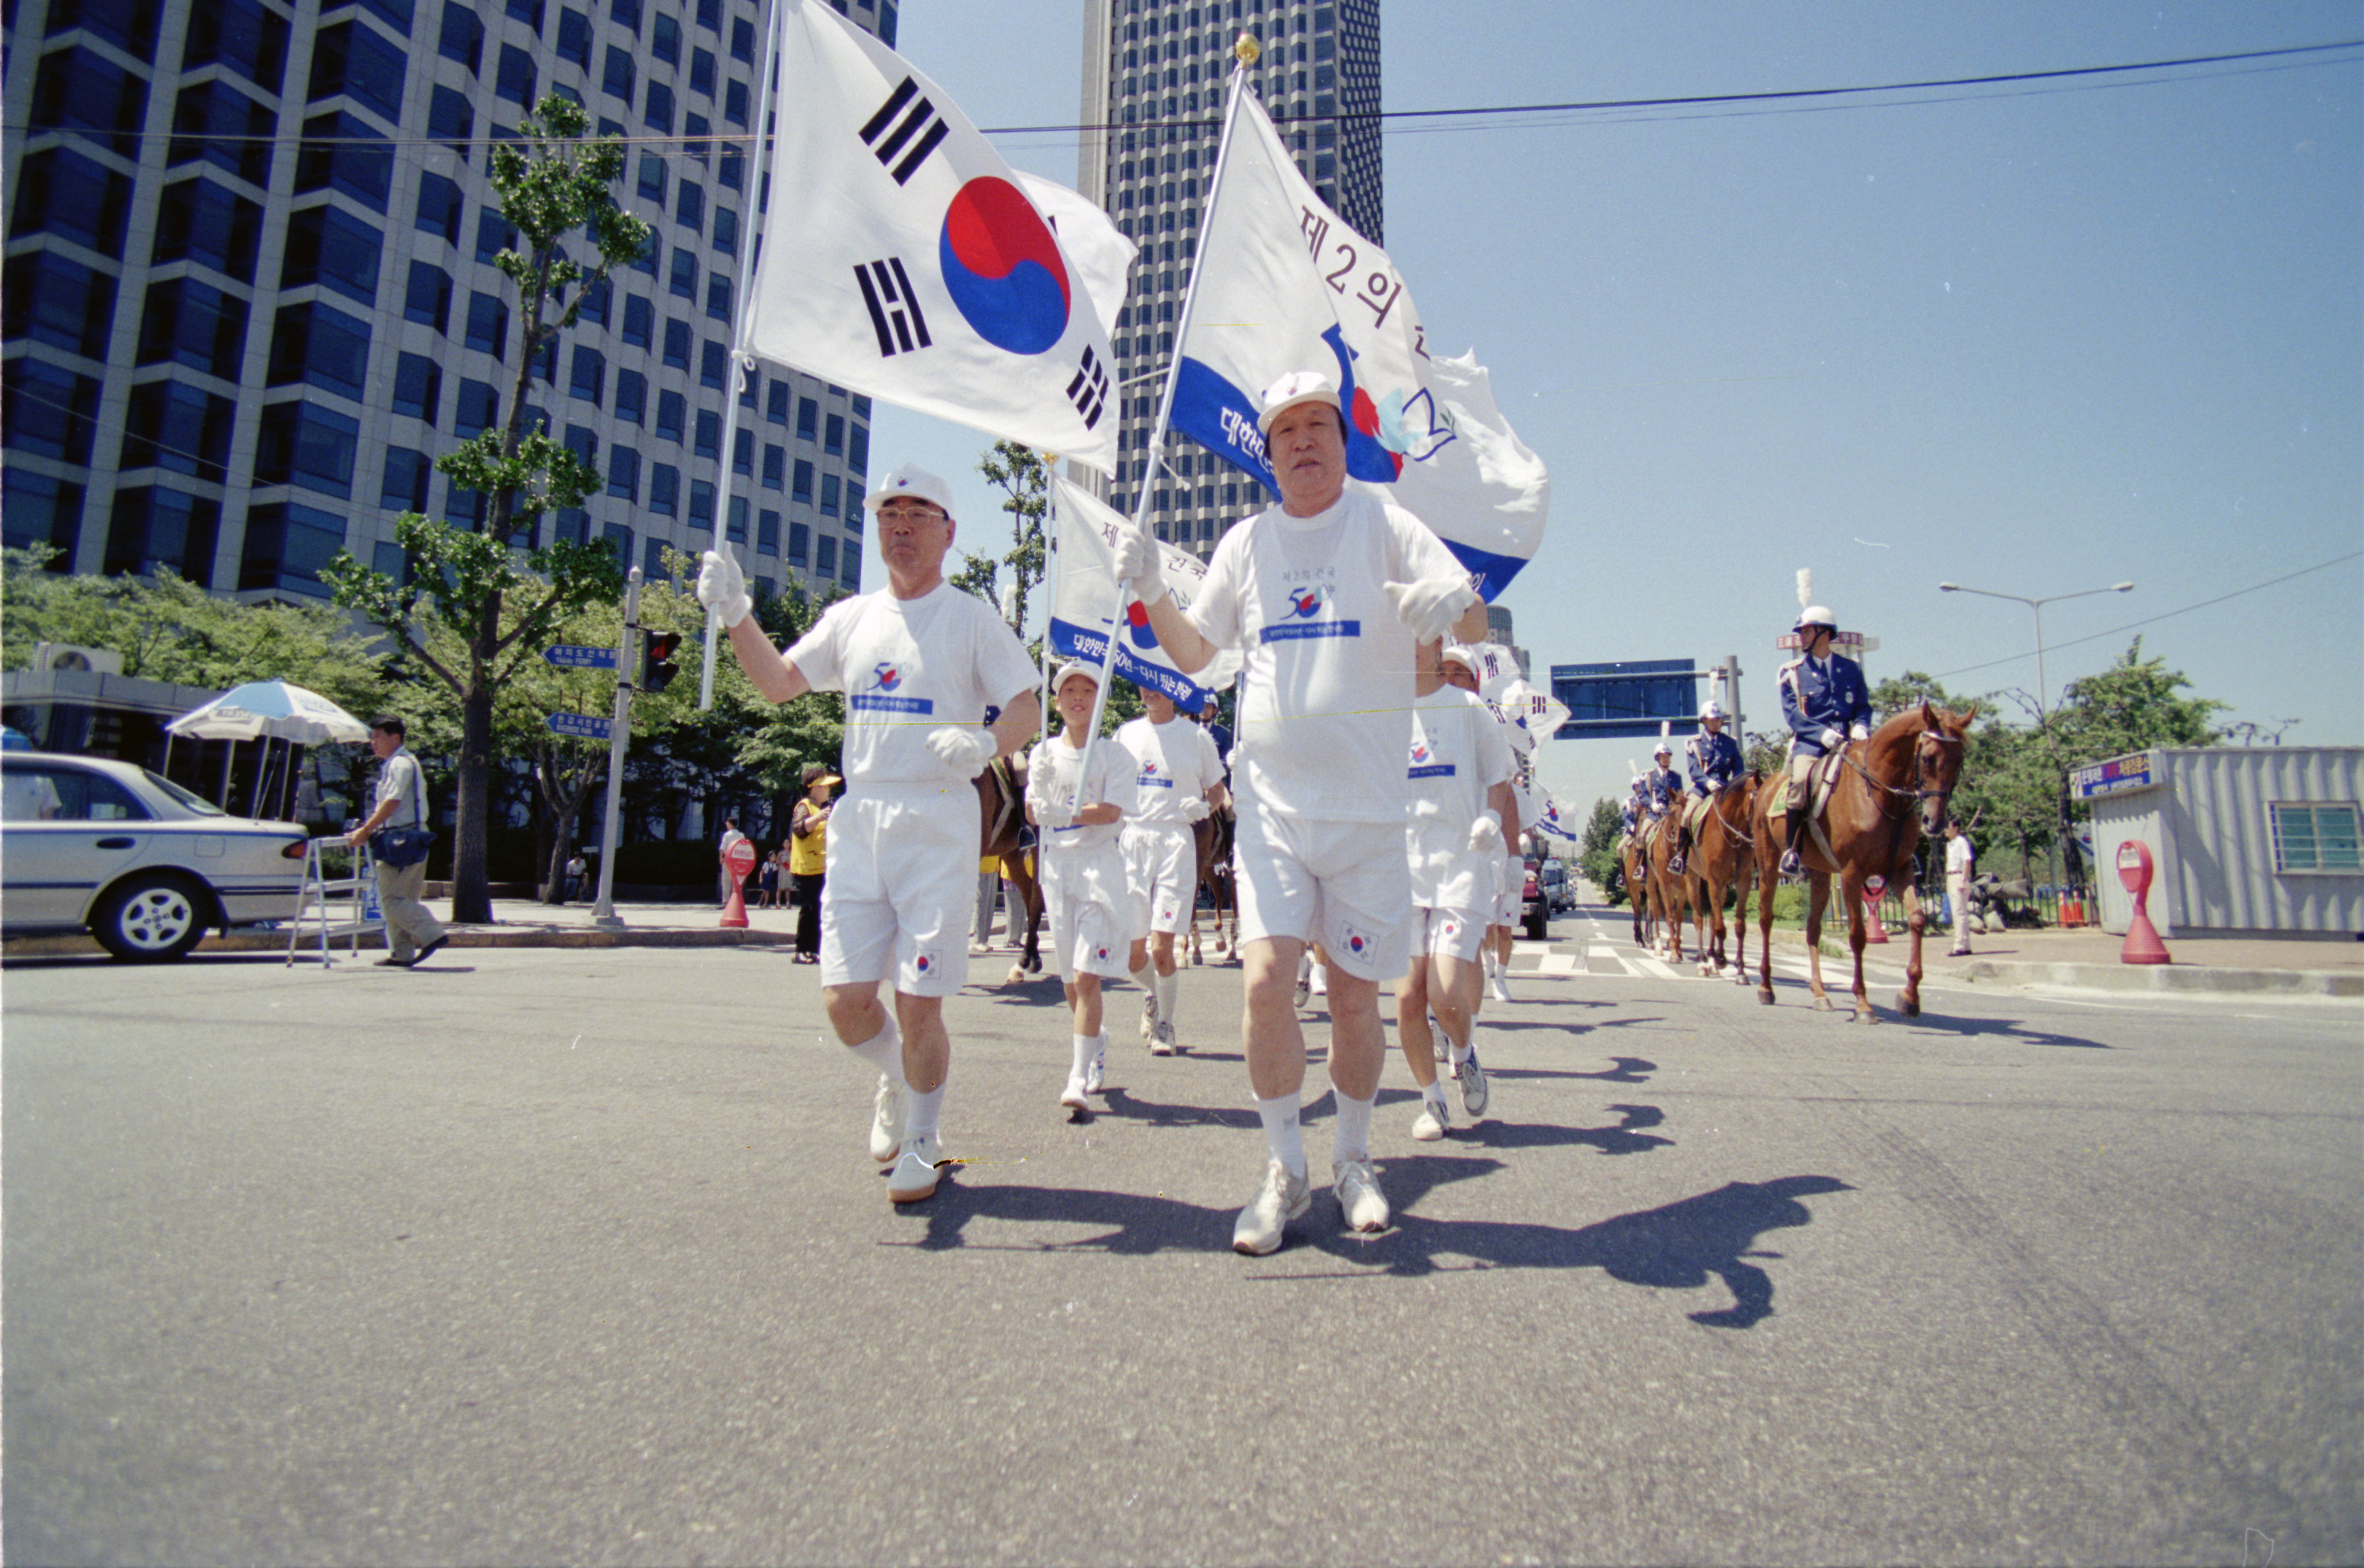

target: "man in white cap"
[1671,699,1743,877]
[1113,371,1481,1255]
[1397,639,1517,1140]
[698,465,1040,1204]
[1775,606,1873,878]
[1114,680,1227,1055]
[1026,656,1138,1110]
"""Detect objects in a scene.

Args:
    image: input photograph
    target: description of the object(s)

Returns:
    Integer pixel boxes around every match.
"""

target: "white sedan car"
[1,753,311,960]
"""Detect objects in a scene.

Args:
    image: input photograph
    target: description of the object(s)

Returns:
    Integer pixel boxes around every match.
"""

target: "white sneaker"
[1084,1042,1107,1094]
[1455,1050,1491,1119]
[869,1075,903,1164]
[1140,990,1158,1040]
[887,1134,943,1203]
[1334,1155,1390,1232]
[1232,1158,1312,1255]
[1292,959,1312,1011]
[1059,1075,1090,1111]
[1489,971,1514,1003]
[1410,1096,1451,1142]
[1149,1021,1177,1056]
[1308,964,1328,997]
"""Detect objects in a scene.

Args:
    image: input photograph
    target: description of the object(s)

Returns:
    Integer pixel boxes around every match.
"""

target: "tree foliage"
[1579,795,1628,905]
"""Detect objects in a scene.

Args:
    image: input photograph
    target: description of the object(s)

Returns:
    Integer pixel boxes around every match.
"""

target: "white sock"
[1154,971,1179,1029]
[1422,1081,1449,1108]
[1070,1032,1095,1083]
[904,1082,945,1142]
[1129,962,1153,1005]
[1448,1032,1473,1067]
[846,1017,903,1081]
[1255,1092,1307,1180]
[1332,1089,1374,1164]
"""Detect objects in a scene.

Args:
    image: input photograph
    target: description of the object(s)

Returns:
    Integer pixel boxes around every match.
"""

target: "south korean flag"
[742,0,1121,473]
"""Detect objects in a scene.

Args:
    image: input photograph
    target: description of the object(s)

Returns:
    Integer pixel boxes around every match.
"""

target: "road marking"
[1534,952,1580,975]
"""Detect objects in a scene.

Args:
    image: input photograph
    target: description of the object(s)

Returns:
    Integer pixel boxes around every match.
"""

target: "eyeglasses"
[876,504,948,523]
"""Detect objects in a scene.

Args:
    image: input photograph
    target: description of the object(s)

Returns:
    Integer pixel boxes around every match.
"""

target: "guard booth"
[2073,747,2364,939]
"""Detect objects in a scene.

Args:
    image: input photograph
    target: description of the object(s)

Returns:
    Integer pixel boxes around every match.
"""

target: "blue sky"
[856,1,2362,818]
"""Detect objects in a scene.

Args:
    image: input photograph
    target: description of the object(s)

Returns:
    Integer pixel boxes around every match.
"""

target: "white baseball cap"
[1051,658,1100,693]
[865,464,956,520]
[1440,645,1480,676]
[1255,371,1344,437]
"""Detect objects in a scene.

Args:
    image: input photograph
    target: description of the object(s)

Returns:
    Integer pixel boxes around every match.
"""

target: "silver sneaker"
[1455,1050,1490,1118]
[886,1134,943,1203]
[1231,1158,1312,1255]
[1150,1021,1177,1056]
[1410,1096,1451,1142]
[1334,1155,1390,1232]
[869,1074,904,1164]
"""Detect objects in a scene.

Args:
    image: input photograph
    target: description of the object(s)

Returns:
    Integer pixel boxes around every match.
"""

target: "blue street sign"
[546,712,613,740]
[1548,660,1701,741]
[543,644,619,669]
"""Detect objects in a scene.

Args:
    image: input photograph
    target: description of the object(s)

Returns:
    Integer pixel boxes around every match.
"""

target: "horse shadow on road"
[1458,1103,1673,1157]
[897,1164,1851,1329]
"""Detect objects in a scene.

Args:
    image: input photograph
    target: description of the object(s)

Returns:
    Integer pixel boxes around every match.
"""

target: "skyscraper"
[1077,0,1380,556]
[3,0,885,605]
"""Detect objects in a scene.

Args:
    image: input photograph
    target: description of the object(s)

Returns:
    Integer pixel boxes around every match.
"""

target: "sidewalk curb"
[1759,926,2361,1001]
[3,924,796,960]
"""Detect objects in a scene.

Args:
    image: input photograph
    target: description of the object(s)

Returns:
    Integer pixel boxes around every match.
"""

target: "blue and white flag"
[742,0,1119,472]
[1048,477,1240,713]
[1164,77,1549,598]
[1534,792,1584,842]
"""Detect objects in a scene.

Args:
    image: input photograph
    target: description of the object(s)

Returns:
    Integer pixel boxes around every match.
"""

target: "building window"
[379,446,433,512]
[607,445,639,501]
[495,44,536,106]
[787,520,809,564]
[254,402,361,499]
[791,459,814,504]
[700,341,728,388]
[279,205,381,305]
[454,379,499,437]
[153,178,263,286]
[605,46,636,102]
[428,84,473,157]
[644,80,674,134]
[651,11,681,63]
[621,293,654,348]
[107,487,222,583]
[181,0,290,92]
[169,79,276,187]
[4,359,103,466]
[415,171,465,244]
[819,474,840,516]
[476,207,516,265]
[558,9,592,67]
[268,301,373,400]
[438,3,484,72]
[308,21,407,122]
[3,469,87,559]
[294,111,394,213]
[15,147,135,256]
[655,390,686,442]
[761,444,784,491]
[392,352,442,425]
[796,397,818,441]
[649,463,679,516]
[757,508,780,556]
[464,291,509,359]
[615,369,647,425]
[2270,803,2363,873]
[689,479,716,528]
[120,380,235,483]
[767,381,790,424]
[239,500,346,597]
[134,276,246,378]
[816,535,837,575]
[669,248,699,301]
[694,408,721,460]
[569,345,605,406]
[403,261,452,333]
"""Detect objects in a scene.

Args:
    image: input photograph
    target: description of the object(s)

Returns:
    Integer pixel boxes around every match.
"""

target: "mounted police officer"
[1776,604,1874,877]
[1619,775,1646,840]
[1644,742,1683,817]
[1670,699,1742,876]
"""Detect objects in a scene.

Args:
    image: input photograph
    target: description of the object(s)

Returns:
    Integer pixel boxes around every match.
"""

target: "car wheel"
[92,873,211,962]
[1525,908,1549,942]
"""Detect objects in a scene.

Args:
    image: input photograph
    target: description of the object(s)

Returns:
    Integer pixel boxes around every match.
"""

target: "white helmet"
[1794,605,1837,632]
[1653,742,1672,759]
[1700,700,1727,722]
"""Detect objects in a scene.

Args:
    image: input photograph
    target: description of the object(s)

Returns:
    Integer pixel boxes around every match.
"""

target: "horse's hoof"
[1851,1008,1878,1026]
[1756,987,1776,1005]
[1005,964,1027,986]
[1811,996,1836,1012]
[1896,994,1921,1018]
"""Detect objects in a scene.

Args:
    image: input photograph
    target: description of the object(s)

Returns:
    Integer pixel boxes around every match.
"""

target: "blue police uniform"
[1685,729,1744,796]
[1645,765,1683,814]
[1778,653,1873,756]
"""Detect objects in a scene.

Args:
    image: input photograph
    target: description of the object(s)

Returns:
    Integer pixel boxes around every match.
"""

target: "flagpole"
[701,0,787,711]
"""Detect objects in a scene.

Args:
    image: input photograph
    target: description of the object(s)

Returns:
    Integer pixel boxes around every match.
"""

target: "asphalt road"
[5,908,2358,1566]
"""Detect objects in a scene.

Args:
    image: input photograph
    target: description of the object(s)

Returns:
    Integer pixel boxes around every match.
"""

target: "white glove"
[1467,810,1503,855]
[1384,575,1481,644]
[696,548,752,628]
[1110,525,1167,604]
[926,726,998,775]
[1821,726,1846,749]
[1035,796,1076,832]
[1181,795,1212,823]
[1707,779,1724,793]
[1850,722,1872,741]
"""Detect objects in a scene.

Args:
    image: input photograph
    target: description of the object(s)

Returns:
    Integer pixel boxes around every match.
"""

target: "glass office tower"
[3,0,886,603]
[1076,0,1380,555]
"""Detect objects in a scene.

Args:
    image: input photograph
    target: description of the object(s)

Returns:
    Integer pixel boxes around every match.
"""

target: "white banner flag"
[1164,78,1549,597]
[1048,476,1239,713]
[1014,172,1136,338]
[742,0,1119,472]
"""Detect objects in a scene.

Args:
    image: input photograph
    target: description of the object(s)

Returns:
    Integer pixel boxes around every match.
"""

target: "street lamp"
[1937,580,2134,718]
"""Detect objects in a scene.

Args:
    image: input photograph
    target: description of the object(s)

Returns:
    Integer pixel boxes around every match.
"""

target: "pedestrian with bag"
[345,716,448,969]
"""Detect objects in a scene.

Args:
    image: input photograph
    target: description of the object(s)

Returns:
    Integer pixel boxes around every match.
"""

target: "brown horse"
[1683,774,1762,980]
[1643,807,1700,964]
[1751,702,1977,1019]
[1620,830,1653,949]
[1185,801,1237,965]
[974,757,1045,977]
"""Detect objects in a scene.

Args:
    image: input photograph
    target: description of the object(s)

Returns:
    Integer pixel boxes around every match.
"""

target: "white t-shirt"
[1026,734,1136,854]
[1188,485,1464,824]
[1114,714,1225,829]
[1946,835,1975,877]
[785,581,1038,789]
[1406,686,1514,909]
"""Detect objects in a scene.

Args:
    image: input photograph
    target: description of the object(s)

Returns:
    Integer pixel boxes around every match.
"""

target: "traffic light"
[641,630,683,695]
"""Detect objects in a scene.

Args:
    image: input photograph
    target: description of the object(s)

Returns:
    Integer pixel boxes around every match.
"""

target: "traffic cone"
[721,880,749,929]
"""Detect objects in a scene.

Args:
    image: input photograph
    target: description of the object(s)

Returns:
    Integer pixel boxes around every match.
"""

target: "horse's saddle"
[1794,749,1848,819]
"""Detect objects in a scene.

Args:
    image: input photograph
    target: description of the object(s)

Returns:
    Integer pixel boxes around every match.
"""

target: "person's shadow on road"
[896,1165,1850,1328]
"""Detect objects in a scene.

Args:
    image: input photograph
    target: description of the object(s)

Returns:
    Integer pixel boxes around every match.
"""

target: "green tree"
[321,95,647,923]
[973,441,1052,636]
[1579,795,1628,905]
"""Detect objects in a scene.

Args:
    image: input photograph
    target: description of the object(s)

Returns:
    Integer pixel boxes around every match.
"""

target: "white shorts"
[1123,823,1198,936]
[1413,904,1488,965]
[1494,851,1523,925]
[1231,793,1409,983]
[819,784,979,998]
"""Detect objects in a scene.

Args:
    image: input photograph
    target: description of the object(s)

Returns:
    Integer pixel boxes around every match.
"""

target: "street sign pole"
[590,567,640,927]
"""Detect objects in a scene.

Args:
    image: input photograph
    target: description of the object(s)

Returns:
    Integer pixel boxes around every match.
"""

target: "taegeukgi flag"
[1048,476,1240,713]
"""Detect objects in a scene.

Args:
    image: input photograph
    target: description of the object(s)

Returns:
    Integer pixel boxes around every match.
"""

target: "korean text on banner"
[1049,477,1240,713]
[1165,80,1548,598]
[742,0,1119,472]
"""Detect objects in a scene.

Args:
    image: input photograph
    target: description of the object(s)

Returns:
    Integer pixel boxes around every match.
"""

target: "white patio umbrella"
[166,680,373,816]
